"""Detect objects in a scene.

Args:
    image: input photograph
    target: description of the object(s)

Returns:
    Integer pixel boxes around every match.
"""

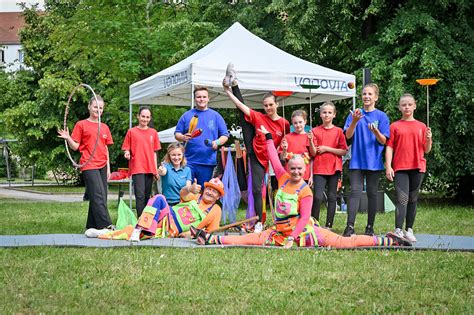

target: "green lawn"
[0,198,473,313]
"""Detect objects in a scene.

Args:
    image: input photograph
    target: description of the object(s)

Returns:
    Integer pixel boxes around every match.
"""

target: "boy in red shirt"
[386,93,432,242]
[58,95,114,232]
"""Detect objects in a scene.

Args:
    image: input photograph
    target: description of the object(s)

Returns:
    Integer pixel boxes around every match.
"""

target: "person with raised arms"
[223,64,290,233]
[343,83,390,237]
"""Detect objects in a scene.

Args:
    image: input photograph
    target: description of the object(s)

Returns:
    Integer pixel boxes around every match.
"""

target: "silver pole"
[426,85,430,127]
[309,88,312,128]
[128,103,133,210]
[191,83,194,109]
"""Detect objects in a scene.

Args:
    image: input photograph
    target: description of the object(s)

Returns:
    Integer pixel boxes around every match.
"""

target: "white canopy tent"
[157,126,176,144]
[128,22,357,209]
[129,22,356,110]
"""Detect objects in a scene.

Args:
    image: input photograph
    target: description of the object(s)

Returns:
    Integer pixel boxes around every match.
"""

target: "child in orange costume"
[100,178,224,241]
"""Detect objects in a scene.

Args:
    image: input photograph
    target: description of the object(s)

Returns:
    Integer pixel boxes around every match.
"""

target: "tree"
[358,0,474,202]
[1,0,221,176]
[1,0,472,200]
[197,0,473,200]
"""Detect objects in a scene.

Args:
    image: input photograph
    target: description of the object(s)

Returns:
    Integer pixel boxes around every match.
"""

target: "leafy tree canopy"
[0,0,472,200]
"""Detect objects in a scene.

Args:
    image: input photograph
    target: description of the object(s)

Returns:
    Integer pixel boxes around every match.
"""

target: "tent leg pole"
[191,83,194,109]
[352,96,356,111]
[129,103,133,210]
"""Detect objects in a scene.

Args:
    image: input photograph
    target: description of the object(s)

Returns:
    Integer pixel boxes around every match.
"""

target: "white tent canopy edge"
[129,22,356,109]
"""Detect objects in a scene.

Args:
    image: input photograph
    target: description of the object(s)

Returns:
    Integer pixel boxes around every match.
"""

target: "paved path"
[0,186,124,202]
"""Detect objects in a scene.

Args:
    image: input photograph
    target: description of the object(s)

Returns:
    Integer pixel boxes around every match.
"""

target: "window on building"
[0,50,4,64]
[18,50,24,63]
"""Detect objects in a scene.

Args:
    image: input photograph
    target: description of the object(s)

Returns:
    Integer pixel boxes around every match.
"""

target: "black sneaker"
[343,225,355,237]
[365,225,375,236]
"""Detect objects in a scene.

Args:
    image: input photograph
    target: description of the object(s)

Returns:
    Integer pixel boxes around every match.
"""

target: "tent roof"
[130,22,356,108]
[157,126,176,144]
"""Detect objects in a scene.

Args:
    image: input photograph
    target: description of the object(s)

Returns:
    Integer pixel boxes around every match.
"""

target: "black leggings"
[312,172,340,228]
[232,85,255,155]
[347,170,381,227]
[132,173,154,218]
[249,153,266,221]
[232,85,264,222]
[83,166,112,229]
[394,170,424,229]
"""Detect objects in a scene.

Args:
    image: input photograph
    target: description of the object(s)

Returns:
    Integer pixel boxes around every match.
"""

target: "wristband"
[215,139,221,146]
[265,133,273,140]
[287,236,294,242]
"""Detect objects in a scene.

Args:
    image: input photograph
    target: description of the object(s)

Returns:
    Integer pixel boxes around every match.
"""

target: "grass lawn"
[0,198,473,313]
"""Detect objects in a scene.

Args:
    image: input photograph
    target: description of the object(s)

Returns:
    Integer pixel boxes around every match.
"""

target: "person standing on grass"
[343,83,390,237]
[157,142,192,207]
[196,125,412,248]
[122,106,161,218]
[223,63,290,233]
[279,110,312,185]
[385,93,432,243]
[57,95,114,232]
[174,86,229,188]
[309,102,348,229]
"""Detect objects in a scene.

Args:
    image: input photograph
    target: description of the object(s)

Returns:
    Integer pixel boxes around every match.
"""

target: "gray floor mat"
[0,233,473,251]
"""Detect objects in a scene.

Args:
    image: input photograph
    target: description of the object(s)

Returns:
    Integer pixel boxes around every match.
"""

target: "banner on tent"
[294,77,352,92]
[164,70,190,89]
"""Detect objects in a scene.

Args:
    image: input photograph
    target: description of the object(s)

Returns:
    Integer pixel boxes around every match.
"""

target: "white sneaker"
[393,228,404,239]
[224,62,237,87]
[84,228,110,238]
[130,228,141,242]
[254,222,263,233]
[404,228,417,242]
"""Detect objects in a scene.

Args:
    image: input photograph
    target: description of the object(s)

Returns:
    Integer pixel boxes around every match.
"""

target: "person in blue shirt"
[158,142,194,206]
[343,83,390,237]
[175,86,229,187]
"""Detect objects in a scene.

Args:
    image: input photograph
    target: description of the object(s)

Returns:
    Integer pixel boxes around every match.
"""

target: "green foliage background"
[0,0,472,198]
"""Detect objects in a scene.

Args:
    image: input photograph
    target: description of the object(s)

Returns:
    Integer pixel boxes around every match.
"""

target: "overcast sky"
[0,0,45,12]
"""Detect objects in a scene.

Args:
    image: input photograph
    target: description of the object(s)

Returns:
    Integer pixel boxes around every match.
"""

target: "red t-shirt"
[386,120,427,172]
[122,127,161,176]
[245,109,290,168]
[311,126,347,175]
[279,132,312,180]
[71,119,113,172]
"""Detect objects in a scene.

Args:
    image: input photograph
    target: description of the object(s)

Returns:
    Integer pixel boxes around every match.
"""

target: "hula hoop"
[64,83,101,169]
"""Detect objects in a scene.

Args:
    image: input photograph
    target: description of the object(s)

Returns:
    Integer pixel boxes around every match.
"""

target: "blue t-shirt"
[175,108,228,166]
[161,163,192,204]
[344,108,390,170]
